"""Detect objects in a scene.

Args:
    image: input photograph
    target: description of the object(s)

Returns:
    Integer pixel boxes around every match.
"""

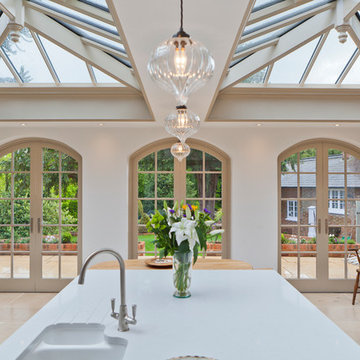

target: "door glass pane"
[281,255,297,279]
[61,153,78,171]
[0,200,11,224]
[61,255,77,278]
[43,226,59,252]
[157,149,174,171]
[281,154,297,172]
[14,174,30,198]
[14,226,30,251]
[157,174,174,198]
[0,173,11,197]
[281,173,297,198]
[186,149,203,171]
[300,174,316,198]
[14,201,30,224]
[300,226,317,249]
[299,148,316,172]
[328,149,344,172]
[43,173,59,198]
[138,173,155,198]
[43,148,59,171]
[43,200,59,224]
[0,255,10,278]
[42,255,59,278]
[13,254,30,278]
[205,153,221,171]
[347,154,360,172]
[138,153,155,171]
[299,200,316,225]
[0,153,11,171]
[61,200,78,225]
[61,226,78,252]
[329,257,345,279]
[61,174,78,198]
[186,174,203,198]
[346,200,360,226]
[347,174,360,198]
[14,148,30,171]
[205,174,221,198]
[300,254,316,279]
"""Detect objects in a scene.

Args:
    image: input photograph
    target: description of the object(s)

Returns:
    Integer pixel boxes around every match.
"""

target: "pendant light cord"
[180,0,184,32]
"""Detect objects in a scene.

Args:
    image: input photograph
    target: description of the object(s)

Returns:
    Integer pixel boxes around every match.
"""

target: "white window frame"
[286,200,298,221]
[328,189,345,215]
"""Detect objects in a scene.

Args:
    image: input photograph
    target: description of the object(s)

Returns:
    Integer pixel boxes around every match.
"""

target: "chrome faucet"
[78,248,137,332]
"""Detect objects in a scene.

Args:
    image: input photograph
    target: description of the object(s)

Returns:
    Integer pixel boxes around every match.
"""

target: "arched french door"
[279,139,360,292]
[129,138,230,259]
[0,139,82,292]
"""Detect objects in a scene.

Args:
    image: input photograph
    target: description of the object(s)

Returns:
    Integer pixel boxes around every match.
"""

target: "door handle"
[318,218,321,234]
[30,218,33,233]
[37,218,41,233]
[325,218,328,235]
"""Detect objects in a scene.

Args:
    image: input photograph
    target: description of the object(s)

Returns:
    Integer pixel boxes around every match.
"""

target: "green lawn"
[138,233,222,256]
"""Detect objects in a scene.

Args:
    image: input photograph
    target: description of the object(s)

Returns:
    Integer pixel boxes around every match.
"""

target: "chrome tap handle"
[132,304,137,320]
[111,298,118,319]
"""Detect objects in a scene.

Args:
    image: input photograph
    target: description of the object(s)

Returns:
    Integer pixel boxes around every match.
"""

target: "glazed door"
[0,141,81,292]
[280,141,360,291]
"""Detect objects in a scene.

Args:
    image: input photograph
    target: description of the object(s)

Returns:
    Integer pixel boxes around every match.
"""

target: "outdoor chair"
[351,249,360,305]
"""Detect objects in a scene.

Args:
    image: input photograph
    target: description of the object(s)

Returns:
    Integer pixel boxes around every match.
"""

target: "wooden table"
[90,258,253,270]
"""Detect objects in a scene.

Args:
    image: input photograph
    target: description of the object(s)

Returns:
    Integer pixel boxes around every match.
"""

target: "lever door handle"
[318,218,321,234]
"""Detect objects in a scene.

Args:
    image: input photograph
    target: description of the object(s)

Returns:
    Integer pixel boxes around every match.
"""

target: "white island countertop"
[1,270,360,359]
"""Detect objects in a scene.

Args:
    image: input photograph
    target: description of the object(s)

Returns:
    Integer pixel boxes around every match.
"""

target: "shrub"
[62,232,72,244]
[70,236,77,244]
[281,233,289,244]
[347,239,356,244]
[309,237,316,244]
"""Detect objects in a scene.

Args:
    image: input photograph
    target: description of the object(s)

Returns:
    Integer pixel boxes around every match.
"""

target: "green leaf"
[193,243,199,264]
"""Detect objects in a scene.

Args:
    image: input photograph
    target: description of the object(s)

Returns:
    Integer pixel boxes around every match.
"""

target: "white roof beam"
[80,37,128,61]
[343,0,360,22]
[240,2,335,44]
[0,12,10,45]
[336,48,359,85]
[24,1,122,44]
[300,32,328,85]
[0,48,22,84]
[86,63,97,85]
[222,9,336,90]
[348,15,360,48]
[25,8,139,90]
[233,38,279,60]
[30,29,60,84]
[46,0,114,25]
[248,0,312,26]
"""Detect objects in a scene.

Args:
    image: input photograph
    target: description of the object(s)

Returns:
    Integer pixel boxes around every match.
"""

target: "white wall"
[0,124,359,270]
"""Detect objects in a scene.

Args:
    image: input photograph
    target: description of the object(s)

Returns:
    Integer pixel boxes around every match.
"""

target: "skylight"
[0,0,131,86]
[227,0,360,88]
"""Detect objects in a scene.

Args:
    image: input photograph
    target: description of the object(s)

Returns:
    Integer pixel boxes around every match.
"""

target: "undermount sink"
[17,323,127,360]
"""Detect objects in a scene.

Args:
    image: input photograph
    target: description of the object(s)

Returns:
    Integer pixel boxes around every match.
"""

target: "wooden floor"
[0,292,359,345]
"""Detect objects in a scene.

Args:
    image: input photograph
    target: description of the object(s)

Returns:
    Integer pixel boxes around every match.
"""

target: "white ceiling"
[109,0,253,123]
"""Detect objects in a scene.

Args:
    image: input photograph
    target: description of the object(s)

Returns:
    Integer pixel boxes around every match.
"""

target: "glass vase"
[173,250,192,298]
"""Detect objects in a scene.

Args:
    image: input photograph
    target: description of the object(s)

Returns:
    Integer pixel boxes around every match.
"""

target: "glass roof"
[233,0,360,87]
[0,0,129,85]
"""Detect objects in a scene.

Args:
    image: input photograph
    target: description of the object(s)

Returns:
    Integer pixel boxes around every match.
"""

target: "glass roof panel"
[245,0,332,36]
[268,37,319,84]
[1,28,53,83]
[252,0,285,12]
[0,57,16,84]
[306,29,357,84]
[240,67,268,84]
[39,35,91,83]
[79,0,109,11]
[342,53,360,84]
[92,66,119,83]
[29,0,118,35]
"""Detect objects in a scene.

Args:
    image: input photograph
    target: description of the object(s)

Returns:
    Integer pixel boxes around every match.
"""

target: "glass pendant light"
[165,105,200,143]
[171,142,190,162]
[147,0,215,104]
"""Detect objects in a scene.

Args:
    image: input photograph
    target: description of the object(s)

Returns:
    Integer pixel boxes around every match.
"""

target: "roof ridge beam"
[221,9,336,90]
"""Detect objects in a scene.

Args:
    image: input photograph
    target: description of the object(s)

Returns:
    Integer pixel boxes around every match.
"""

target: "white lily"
[205,220,215,226]
[170,217,200,249]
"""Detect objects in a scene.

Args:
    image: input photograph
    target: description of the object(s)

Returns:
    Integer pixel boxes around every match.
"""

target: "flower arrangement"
[146,201,224,264]
[147,200,223,298]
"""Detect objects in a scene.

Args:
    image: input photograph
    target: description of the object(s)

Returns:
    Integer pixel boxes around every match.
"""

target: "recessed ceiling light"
[335,123,340,127]
[99,123,104,127]
[256,123,262,127]
[21,123,26,127]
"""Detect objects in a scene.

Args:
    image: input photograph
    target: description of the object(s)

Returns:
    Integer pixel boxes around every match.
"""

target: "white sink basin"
[17,323,127,360]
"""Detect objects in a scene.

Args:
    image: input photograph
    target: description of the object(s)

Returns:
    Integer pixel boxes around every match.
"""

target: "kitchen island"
[1,270,360,359]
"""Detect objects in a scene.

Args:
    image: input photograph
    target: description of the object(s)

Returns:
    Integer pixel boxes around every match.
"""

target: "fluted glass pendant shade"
[148,37,215,104]
[171,142,190,162]
[165,105,200,143]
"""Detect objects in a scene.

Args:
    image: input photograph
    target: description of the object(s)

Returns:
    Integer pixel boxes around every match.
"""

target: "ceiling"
[0,0,360,124]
